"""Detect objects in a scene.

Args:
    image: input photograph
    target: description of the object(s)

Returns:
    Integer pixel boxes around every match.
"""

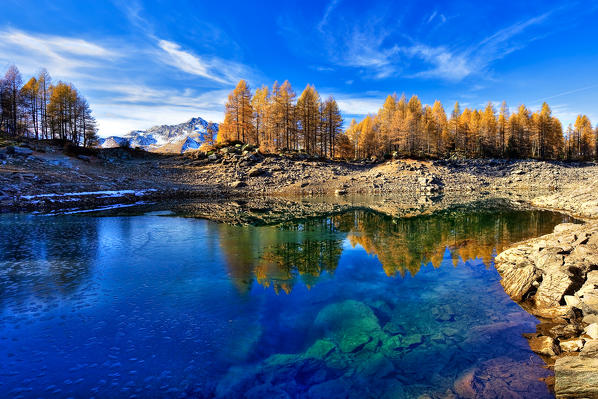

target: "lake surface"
[0,207,574,398]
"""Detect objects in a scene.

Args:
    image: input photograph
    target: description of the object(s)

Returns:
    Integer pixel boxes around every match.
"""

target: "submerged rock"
[313,300,381,353]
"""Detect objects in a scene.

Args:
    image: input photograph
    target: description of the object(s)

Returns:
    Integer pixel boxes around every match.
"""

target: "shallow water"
[0,208,574,398]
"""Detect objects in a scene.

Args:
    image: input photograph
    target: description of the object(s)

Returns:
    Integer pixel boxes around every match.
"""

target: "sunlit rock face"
[495,221,598,397]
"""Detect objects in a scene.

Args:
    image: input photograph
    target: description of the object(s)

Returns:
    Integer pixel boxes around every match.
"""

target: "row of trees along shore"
[217,80,343,158]
[0,65,98,147]
[218,79,598,161]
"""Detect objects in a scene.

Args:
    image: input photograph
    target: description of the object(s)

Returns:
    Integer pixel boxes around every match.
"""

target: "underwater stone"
[357,353,394,378]
[307,377,351,399]
[313,300,381,353]
[402,334,423,348]
[245,383,290,399]
[383,321,405,335]
[304,339,336,360]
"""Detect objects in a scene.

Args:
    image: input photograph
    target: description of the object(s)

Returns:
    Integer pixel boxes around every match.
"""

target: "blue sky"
[1,0,597,136]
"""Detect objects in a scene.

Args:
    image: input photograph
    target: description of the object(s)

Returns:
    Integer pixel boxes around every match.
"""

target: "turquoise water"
[0,208,570,398]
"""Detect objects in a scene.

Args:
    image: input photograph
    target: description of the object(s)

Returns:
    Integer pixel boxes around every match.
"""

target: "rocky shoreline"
[495,181,598,398]
[2,141,598,215]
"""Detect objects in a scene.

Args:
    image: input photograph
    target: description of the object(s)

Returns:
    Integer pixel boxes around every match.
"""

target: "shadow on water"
[0,205,576,398]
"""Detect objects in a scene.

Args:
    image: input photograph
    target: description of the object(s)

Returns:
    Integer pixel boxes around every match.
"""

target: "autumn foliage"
[220,80,598,161]
[218,80,343,158]
[0,65,97,147]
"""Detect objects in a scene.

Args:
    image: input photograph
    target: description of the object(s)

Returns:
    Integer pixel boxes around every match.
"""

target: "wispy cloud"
[534,84,598,103]
[302,4,566,82]
[0,27,245,136]
[317,0,341,32]
[158,40,224,83]
[337,27,401,79]
[426,10,446,25]
[157,39,254,84]
[405,44,471,81]
[0,29,116,78]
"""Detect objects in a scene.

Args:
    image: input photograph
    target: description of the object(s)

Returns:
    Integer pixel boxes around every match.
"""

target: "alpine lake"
[0,199,578,398]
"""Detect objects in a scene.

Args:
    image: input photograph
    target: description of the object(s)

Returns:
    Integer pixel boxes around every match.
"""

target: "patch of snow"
[21,189,157,200]
[38,201,150,215]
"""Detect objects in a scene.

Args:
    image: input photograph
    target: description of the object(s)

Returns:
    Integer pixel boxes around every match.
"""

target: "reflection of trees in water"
[257,219,343,294]
[0,216,99,307]
[216,219,344,294]
[217,209,570,292]
[342,209,569,277]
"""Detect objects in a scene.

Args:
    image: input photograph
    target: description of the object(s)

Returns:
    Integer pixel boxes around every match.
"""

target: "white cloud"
[0,29,115,78]
[157,39,252,84]
[91,84,228,136]
[332,94,384,115]
[0,28,248,137]
[405,45,471,81]
[158,40,221,82]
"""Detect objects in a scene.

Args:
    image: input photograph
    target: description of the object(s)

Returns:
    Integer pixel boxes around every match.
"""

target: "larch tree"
[21,77,39,139]
[321,96,343,158]
[378,94,397,155]
[449,102,461,155]
[218,80,254,144]
[497,101,509,156]
[1,65,23,136]
[252,85,269,149]
[296,84,320,154]
[431,100,447,157]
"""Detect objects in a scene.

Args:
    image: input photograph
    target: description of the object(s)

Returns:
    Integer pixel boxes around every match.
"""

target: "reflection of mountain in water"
[216,209,573,293]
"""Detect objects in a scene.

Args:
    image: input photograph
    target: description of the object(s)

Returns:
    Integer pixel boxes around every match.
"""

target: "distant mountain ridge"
[98,117,218,153]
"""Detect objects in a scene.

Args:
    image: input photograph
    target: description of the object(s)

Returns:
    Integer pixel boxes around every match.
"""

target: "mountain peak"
[98,116,219,153]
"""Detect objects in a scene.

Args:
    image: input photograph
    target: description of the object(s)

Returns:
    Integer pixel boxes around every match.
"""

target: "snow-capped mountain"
[98,117,218,153]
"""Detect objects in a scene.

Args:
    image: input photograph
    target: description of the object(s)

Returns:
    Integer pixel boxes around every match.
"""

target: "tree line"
[217,80,344,158]
[346,95,597,161]
[218,80,598,161]
[0,65,98,147]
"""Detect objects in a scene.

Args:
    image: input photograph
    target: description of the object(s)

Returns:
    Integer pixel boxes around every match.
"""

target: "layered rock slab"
[495,221,598,398]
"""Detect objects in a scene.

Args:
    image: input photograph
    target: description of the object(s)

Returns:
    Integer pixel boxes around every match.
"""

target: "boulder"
[559,338,584,352]
[247,167,266,177]
[584,323,598,339]
[495,248,539,302]
[528,335,559,356]
[555,356,598,398]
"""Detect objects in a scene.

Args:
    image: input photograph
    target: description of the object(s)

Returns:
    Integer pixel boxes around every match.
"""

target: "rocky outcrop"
[495,221,598,397]
[533,179,598,218]
[554,341,598,398]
